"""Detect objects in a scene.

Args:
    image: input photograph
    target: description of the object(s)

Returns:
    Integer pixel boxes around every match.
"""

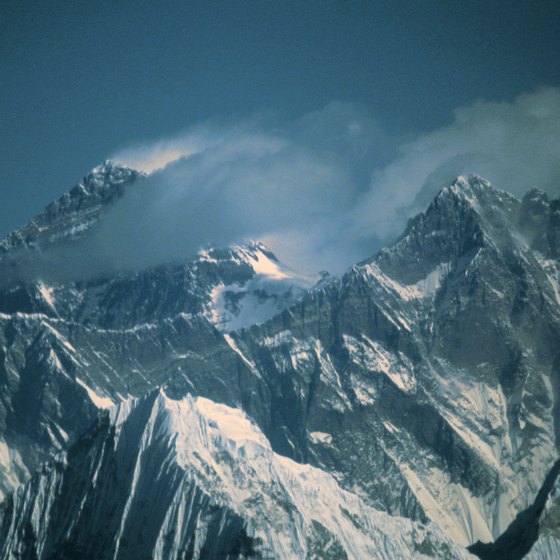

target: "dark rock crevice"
[468,458,560,560]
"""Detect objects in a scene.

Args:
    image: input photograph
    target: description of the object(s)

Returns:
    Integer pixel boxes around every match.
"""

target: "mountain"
[228,176,560,545]
[0,390,469,560]
[0,166,559,558]
[468,458,560,559]
[0,161,143,254]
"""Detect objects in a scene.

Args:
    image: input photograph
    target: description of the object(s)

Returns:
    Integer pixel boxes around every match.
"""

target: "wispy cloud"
[4,89,560,283]
[104,102,390,274]
[354,87,560,238]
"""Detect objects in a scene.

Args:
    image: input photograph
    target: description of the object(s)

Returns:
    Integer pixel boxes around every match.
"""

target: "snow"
[237,244,293,280]
[407,262,451,298]
[207,282,288,331]
[289,341,313,371]
[352,382,377,406]
[448,176,483,213]
[223,333,256,370]
[192,396,270,456]
[414,359,554,542]
[384,449,498,547]
[48,349,65,373]
[196,248,218,264]
[0,440,28,501]
[204,244,316,332]
[104,391,474,559]
[362,263,415,300]
[315,339,350,405]
[427,363,508,471]
[343,334,416,393]
[37,282,55,309]
[64,221,91,236]
[75,377,115,409]
[309,431,333,445]
[362,262,450,301]
[42,322,78,354]
[262,329,294,347]
[382,421,400,435]
[537,256,560,305]
[0,440,10,466]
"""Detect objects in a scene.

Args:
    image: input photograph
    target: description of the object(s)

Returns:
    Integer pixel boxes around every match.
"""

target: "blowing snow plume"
[3,88,560,285]
[354,87,560,239]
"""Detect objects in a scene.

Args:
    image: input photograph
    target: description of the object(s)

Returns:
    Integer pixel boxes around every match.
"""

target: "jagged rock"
[0,390,471,559]
[0,167,559,557]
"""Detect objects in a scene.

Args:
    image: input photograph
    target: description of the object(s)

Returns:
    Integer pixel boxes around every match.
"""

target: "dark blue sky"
[1,0,559,237]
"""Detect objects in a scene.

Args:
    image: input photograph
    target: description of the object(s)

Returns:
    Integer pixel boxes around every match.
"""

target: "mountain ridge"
[0,166,559,558]
[0,161,144,255]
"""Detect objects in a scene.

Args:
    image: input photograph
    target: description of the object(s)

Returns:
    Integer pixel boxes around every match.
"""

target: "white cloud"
[102,103,389,274]
[5,89,560,284]
[115,144,195,174]
[108,89,560,274]
[354,87,560,238]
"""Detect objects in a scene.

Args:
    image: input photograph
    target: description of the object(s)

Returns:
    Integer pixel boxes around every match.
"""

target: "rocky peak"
[78,159,143,194]
[46,160,143,217]
[0,161,144,254]
[372,175,530,285]
[372,176,491,283]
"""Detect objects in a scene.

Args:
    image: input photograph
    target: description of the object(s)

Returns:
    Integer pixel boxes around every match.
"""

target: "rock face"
[0,161,143,254]
[468,458,560,560]
[0,167,559,558]
[0,390,470,560]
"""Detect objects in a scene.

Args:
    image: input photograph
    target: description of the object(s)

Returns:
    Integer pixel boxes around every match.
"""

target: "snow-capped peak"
[0,160,145,254]
[442,174,518,212]
[101,390,474,559]
[203,242,319,331]
[233,241,315,284]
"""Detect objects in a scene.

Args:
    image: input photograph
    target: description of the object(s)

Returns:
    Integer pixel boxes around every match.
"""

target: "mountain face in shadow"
[468,459,560,560]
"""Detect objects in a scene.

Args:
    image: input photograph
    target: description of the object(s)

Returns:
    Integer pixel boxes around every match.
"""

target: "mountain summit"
[0,170,559,558]
[1,161,143,255]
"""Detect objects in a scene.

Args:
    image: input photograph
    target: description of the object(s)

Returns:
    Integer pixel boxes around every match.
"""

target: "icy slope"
[203,242,320,331]
[0,391,473,560]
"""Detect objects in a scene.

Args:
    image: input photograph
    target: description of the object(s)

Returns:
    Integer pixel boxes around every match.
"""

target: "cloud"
[353,87,560,239]
[101,102,391,274]
[4,89,560,284]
